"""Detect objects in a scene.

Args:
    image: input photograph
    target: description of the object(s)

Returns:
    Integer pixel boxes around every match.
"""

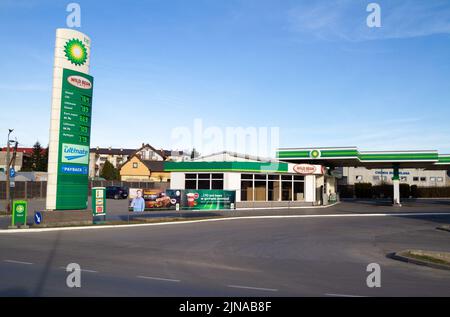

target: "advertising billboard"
[182,190,236,210]
[129,189,179,211]
[46,29,93,210]
[128,189,235,211]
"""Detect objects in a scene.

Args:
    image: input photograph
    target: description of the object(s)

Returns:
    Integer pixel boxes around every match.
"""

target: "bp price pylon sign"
[46,29,94,210]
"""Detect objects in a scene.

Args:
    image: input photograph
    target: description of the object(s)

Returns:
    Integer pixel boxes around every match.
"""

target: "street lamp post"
[5,129,13,214]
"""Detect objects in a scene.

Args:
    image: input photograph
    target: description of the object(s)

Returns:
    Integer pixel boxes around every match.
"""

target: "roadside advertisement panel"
[127,189,235,211]
[128,188,176,211]
[182,190,236,210]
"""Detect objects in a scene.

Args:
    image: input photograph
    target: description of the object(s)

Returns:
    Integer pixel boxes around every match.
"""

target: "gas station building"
[166,151,338,207]
[164,147,450,207]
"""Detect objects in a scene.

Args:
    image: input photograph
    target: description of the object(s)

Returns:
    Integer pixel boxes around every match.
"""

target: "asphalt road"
[1,202,450,296]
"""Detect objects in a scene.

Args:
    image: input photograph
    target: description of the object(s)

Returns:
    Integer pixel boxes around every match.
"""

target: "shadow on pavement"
[0,288,32,296]
[119,211,223,221]
[33,231,62,296]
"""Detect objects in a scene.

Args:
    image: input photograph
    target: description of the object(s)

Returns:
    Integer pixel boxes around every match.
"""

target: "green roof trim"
[320,150,359,158]
[438,155,450,163]
[277,149,358,159]
[359,152,438,161]
[164,161,289,173]
[277,150,310,158]
[276,147,450,166]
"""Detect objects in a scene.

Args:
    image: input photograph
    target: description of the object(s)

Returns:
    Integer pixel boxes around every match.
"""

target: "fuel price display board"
[55,68,94,209]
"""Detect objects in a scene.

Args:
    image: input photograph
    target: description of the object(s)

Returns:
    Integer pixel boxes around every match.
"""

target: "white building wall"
[224,172,241,202]
[170,172,185,189]
[304,175,316,202]
[342,167,450,187]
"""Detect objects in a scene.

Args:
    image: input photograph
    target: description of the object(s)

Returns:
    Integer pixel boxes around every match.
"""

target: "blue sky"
[1,0,450,154]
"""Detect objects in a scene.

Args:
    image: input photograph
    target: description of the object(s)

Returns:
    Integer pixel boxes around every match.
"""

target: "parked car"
[105,186,128,199]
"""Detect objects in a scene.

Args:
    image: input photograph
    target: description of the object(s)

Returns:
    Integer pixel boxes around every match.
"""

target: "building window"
[197,173,210,190]
[132,162,138,168]
[293,181,304,201]
[184,173,224,190]
[211,173,224,190]
[268,175,280,201]
[254,174,267,201]
[240,174,304,202]
[281,180,292,201]
[241,180,254,201]
[185,173,197,189]
[185,179,196,189]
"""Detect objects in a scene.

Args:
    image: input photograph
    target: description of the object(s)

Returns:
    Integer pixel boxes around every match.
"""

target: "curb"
[236,201,340,210]
[1,212,450,234]
[388,251,450,271]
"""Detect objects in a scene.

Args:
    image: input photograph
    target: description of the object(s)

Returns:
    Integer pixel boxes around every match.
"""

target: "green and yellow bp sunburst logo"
[64,39,88,66]
[310,150,320,158]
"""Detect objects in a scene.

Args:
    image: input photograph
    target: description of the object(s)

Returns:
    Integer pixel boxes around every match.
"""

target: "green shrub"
[337,185,354,198]
[354,183,373,198]
[400,183,411,198]
[372,184,392,198]
[411,185,418,198]
[416,187,450,198]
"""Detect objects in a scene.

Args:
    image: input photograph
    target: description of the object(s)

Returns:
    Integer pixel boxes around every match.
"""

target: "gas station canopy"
[277,147,450,170]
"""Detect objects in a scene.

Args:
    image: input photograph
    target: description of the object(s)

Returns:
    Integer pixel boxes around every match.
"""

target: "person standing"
[131,189,145,212]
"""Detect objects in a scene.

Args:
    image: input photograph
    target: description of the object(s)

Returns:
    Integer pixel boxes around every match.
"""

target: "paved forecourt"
[0,201,449,296]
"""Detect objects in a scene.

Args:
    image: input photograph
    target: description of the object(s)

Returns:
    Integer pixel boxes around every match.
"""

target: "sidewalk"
[1,198,450,229]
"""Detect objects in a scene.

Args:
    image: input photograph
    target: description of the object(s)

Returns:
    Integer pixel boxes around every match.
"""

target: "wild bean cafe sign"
[46,29,93,210]
[292,164,325,175]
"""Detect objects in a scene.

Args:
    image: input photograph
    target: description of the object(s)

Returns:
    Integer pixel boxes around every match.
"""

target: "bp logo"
[64,39,88,66]
[16,205,24,213]
[310,150,321,158]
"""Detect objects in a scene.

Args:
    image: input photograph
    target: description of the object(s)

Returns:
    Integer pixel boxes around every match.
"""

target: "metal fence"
[0,181,169,200]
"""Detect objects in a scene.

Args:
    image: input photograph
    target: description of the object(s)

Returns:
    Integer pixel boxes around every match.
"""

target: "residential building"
[89,147,135,178]
[0,151,24,173]
[339,166,450,187]
[119,155,170,182]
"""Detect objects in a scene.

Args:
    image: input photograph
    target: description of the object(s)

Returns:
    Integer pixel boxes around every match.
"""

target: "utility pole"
[5,129,13,214]
[9,140,18,205]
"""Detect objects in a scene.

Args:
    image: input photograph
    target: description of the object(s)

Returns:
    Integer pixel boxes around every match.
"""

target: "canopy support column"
[392,164,401,206]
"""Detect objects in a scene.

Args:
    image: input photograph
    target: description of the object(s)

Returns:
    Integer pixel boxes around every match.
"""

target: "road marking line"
[4,260,33,265]
[325,293,366,297]
[137,275,181,283]
[1,212,450,233]
[227,285,278,292]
